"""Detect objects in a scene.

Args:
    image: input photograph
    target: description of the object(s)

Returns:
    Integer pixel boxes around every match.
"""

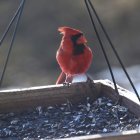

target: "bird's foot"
[63,82,71,87]
[63,74,73,86]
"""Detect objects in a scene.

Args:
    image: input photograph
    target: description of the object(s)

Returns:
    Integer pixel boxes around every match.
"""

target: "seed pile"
[0,97,139,139]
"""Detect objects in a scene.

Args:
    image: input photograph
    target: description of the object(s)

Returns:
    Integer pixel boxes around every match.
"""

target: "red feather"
[56,26,93,84]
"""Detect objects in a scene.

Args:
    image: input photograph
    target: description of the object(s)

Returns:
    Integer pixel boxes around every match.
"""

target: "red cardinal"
[56,26,93,84]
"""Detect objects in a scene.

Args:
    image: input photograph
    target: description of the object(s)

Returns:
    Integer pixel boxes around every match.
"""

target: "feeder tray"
[0,79,139,139]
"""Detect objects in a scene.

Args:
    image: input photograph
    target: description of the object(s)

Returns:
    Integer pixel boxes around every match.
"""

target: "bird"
[56,26,93,84]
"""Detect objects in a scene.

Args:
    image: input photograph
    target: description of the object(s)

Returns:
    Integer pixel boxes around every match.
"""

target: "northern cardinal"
[56,26,93,84]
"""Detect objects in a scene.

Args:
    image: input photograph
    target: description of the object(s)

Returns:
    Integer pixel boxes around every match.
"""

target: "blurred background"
[0,0,140,93]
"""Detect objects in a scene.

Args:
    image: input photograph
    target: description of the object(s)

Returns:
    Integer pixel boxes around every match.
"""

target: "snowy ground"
[94,65,140,96]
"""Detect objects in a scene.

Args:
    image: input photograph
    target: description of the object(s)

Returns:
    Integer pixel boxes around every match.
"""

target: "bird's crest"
[58,26,82,35]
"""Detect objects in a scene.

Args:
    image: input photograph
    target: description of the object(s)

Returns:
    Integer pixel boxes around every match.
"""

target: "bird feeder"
[0,0,139,139]
[0,80,139,139]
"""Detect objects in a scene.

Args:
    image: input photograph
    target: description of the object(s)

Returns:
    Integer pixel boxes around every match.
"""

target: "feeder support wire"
[0,1,23,46]
[84,0,119,97]
[87,0,140,102]
[0,0,26,87]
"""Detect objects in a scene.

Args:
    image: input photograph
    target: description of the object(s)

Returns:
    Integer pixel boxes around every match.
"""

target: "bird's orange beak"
[77,35,87,44]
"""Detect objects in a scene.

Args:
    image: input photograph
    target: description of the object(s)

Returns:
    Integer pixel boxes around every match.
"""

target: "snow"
[94,65,140,96]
